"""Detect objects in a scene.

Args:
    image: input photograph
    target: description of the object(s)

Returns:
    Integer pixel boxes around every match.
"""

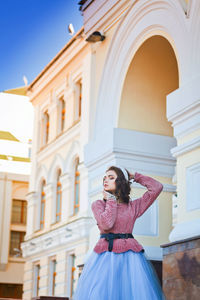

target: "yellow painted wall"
[177,128,200,146]
[118,35,179,136]
[0,178,28,284]
[177,148,200,223]
[130,175,173,247]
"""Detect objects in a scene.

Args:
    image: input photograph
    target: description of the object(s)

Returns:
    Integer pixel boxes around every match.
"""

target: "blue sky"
[0,0,83,91]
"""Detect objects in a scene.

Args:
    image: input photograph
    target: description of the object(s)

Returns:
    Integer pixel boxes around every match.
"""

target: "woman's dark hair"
[105,166,131,204]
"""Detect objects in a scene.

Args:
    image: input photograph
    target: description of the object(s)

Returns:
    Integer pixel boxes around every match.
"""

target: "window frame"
[73,158,80,215]
[56,169,62,223]
[11,199,27,225]
[49,257,57,296]
[33,263,40,297]
[40,180,46,230]
[9,230,25,257]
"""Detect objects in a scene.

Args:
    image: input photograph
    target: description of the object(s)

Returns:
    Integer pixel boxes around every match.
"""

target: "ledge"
[161,235,200,255]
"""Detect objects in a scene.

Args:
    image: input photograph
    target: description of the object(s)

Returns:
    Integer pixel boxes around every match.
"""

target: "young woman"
[73,166,166,300]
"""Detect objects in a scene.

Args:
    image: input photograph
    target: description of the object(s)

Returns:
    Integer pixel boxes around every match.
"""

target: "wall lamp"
[86,31,105,43]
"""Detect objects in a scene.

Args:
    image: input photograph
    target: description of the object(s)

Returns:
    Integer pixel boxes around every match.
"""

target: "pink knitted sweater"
[91,172,163,254]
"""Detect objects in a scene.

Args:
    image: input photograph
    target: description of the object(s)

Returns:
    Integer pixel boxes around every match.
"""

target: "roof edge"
[28,27,84,91]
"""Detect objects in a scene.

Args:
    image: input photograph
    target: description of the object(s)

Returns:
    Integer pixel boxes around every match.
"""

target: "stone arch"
[47,153,64,183]
[64,140,80,174]
[35,164,47,191]
[118,35,179,136]
[94,0,187,139]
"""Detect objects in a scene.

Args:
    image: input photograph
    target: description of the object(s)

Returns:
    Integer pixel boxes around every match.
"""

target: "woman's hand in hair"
[128,172,135,180]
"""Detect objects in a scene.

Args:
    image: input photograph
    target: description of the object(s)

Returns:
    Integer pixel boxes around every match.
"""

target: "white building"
[22,1,200,299]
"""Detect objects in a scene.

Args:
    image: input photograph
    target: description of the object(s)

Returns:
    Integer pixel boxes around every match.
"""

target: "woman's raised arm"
[131,172,163,218]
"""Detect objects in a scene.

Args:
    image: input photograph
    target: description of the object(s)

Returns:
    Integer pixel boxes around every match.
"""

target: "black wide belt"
[100,233,134,252]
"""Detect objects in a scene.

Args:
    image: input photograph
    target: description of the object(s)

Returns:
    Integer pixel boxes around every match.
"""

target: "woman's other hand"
[103,190,116,201]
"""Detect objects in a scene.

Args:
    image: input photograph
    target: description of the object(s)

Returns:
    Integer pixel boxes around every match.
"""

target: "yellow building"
[22,0,200,299]
[0,131,30,298]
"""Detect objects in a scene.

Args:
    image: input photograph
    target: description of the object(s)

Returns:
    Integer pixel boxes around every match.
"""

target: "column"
[167,74,200,241]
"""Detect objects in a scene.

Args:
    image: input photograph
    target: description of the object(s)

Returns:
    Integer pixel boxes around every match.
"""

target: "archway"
[118,35,179,136]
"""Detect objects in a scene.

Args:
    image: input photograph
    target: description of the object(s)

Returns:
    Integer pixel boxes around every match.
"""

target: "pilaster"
[167,74,200,242]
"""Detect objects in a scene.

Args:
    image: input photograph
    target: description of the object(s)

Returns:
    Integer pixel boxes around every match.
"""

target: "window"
[9,231,25,256]
[33,264,40,297]
[70,254,76,297]
[78,82,82,118]
[43,111,49,145]
[75,81,82,121]
[49,259,57,295]
[56,170,62,222]
[66,254,76,298]
[74,159,80,215]
[11,200,27,224]
[59,97,65,133]
[40,180,46,230]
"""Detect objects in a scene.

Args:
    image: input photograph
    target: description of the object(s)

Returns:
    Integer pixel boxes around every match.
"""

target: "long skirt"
[73,250,166,300]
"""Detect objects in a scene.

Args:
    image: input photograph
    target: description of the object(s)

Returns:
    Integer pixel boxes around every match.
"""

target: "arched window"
[74,81,82,122]
[74,159,80,215]
[43,111,49,145]
[60,97,65,132]
[40,180,46,229]
[56,169,62,222]
[57,97,66,134]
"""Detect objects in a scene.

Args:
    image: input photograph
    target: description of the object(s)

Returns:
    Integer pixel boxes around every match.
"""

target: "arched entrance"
[117,34,179,284]
[118,35,179,136]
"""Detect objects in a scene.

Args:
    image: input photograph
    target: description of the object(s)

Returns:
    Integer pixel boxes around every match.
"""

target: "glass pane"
[75,183,79,205]
[22,201,27,224]
[56,194,60,213]
[11,200,21,223]
[12,200,27,224]
[41,202,44,222]
[9,231,25,256]
[11,200,27,225]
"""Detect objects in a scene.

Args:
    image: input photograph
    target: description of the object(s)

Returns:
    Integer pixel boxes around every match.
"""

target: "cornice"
[28,28,84,91]
[21,217,93,258]
[171,136,200,157]
[84,128,176,177]
[28,33,87,101]
[37,122,81,162]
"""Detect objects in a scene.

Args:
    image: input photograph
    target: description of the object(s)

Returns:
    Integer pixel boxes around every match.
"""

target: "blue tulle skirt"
[73,250,166,300]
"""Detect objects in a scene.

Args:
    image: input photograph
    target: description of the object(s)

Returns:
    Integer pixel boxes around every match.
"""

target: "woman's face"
[103,170,117,193]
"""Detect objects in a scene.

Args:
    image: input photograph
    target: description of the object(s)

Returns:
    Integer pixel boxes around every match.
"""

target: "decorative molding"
[29,35,86,101]
[26,191,38,207]
[171,136,200,157]
[0,172,29,182]
[167,74,200,138]
[37,122,81,163]
[93,0,187,141]
[21,217,93,258]
[83,0,131,36]
[85,128,176,178]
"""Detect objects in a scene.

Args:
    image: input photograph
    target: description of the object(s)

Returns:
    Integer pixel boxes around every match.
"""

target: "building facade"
[22,0,200,299]
[22,28,94,299]
[0,131,30,298]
